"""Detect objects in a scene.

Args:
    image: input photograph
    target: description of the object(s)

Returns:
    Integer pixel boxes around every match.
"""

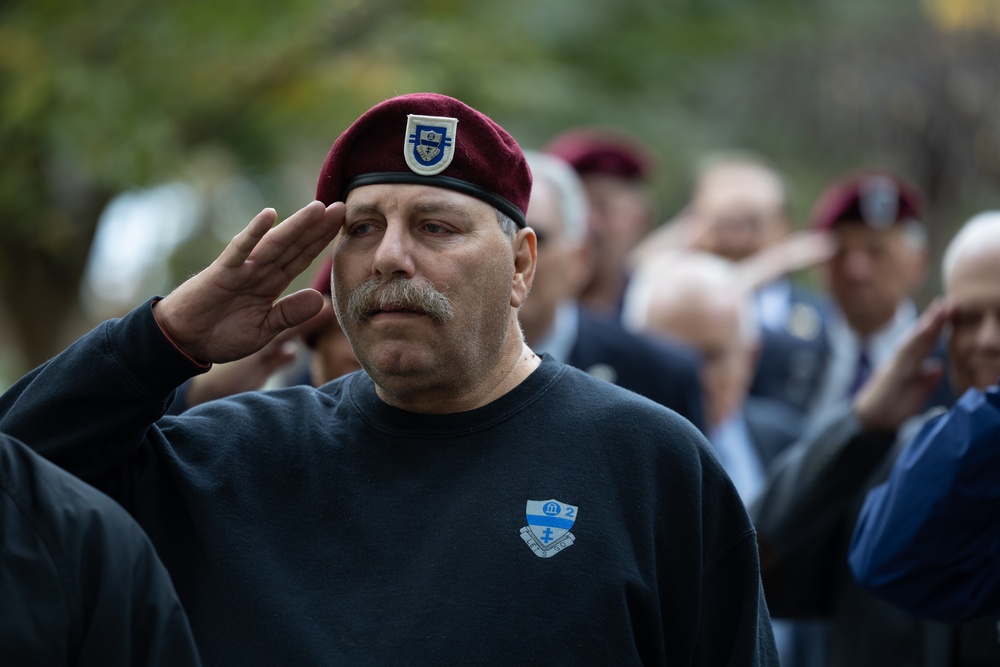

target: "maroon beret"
[811,169,924,231]
[543,127,653,181]
[316,93,531,227]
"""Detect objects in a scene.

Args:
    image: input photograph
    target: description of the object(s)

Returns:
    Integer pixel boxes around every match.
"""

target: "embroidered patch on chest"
[404,114,457,176]
[520,499,578,558]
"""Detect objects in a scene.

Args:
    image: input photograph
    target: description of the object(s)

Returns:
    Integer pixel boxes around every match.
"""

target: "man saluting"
[0,93,777,666]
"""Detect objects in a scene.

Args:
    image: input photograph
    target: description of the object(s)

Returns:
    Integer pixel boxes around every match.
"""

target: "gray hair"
[942,211,1000,287]
[496,209,519,237]
[622,252,760,346]
[523,150,589,244]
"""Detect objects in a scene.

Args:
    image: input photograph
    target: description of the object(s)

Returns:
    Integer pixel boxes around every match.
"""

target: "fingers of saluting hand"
[222,201,345,274]
[854,298,952,431]
[905,299,953,357]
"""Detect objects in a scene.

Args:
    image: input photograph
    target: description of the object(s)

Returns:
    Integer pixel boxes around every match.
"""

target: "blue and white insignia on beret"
[404,114,458,176]
[859,175,900,229]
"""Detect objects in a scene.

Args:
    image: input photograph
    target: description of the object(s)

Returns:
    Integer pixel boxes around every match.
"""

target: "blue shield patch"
[404,114,457,176]
[520,499,578,558]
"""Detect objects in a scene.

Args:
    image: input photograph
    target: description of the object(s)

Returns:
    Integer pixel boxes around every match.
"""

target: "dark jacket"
[568,308,706,433]
[744,395,807,471]
[751,404,1000,667]
[750,286,829,418]
[0,433,201,666]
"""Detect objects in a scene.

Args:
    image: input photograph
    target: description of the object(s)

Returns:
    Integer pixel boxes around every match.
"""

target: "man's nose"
[371,223,416,279]
[842,249,873,280]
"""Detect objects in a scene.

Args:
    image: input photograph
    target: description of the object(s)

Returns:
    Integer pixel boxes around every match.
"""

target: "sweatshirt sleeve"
[0,299,206,486]
[849,387,1000,622]
[689,431,780,666]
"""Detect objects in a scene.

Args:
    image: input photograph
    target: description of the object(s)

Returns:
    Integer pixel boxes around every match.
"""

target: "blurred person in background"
[544,127,657,320]
[803,169,946,423]
[0,430,201,666]
[165,327,301,413]
[687,154,830,416]
[848,212,1000,635]
[749,173,976,667]
[630,153,832,418]
[622,252,803,502]
[623,251,819,667]
[521,150,704,432]
[682,153,831,417]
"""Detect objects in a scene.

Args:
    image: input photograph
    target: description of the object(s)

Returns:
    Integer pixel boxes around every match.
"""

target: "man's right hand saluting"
[153,201,345,365]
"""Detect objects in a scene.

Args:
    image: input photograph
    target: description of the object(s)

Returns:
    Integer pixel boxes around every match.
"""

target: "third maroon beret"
[811,169,924,231]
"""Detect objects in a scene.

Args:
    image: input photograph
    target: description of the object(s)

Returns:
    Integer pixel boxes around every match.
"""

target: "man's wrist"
[151,298,210,369]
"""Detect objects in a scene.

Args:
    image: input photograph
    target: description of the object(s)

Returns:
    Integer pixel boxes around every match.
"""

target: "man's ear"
[511,227,537,308]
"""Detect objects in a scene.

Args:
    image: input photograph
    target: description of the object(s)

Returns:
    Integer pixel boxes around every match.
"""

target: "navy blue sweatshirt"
[0,300,777,666]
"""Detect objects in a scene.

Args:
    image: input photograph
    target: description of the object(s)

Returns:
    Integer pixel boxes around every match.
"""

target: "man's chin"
[360,344,437,378]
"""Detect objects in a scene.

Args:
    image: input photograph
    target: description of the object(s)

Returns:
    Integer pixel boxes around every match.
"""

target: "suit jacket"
[744,396,806,471]
[750,285,830,418]
[850,388,1000,623]
[567,309,705,433]
[751,402,1000,667]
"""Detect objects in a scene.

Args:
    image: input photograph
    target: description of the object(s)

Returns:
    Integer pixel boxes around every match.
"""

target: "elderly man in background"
[848,212,1000,633]
[623,252,816,667]
[687,154,829,416]
[520,150,705,432]
[544,127,657,319]
[804,169,943,422]
[750,181,984,666]
[622,252,803,505]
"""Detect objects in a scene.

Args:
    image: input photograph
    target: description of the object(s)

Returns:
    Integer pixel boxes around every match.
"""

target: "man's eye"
[424,223,448,234]
[350,222,376,235]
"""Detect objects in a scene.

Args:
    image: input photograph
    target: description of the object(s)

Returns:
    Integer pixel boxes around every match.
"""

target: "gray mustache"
[344,278,454,327]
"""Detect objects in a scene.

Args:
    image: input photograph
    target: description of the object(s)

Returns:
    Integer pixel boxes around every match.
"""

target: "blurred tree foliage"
[1,0,998,381]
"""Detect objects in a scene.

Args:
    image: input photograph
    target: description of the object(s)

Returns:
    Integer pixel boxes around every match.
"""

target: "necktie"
[848,348,871,397]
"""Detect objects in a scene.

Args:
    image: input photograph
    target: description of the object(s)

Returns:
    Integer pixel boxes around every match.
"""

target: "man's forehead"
[947,246,1000,293]
[831,221,903,243]
[697,189,780,220]
[696,173,783,212]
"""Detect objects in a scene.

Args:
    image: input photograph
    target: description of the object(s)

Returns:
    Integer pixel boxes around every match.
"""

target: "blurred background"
[1,0,998,390]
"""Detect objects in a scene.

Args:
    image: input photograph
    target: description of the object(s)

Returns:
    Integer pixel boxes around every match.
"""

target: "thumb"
[269,289,327,333]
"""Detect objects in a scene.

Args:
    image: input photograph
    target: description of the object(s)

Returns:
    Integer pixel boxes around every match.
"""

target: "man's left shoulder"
[551,361,704,443]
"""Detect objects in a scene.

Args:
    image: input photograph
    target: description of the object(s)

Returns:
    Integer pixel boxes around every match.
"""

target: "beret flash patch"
[404,114,457,176]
